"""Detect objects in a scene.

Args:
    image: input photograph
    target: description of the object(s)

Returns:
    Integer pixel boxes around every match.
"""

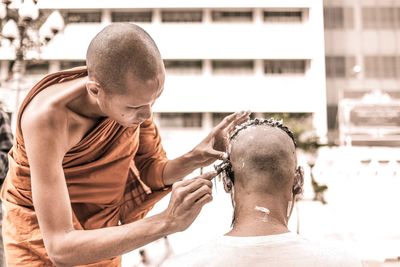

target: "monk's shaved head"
[86,23,162,94]
[230,125,297,195]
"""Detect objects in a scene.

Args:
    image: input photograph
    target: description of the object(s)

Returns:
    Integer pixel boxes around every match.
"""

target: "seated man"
[163,118,362,267]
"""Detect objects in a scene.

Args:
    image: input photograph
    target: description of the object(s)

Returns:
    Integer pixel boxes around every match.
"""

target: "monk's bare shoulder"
[21,101,70,153]
[21,76,94,153]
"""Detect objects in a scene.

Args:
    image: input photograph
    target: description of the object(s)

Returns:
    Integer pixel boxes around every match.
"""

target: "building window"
[386,91,400,99]
[327,105,338,130]
[159,113,202,128]
[164,60,203,74]
[362,7,377,29]
[64,12,102,23]
[381,56,398,78]
[211,10,253,22]
[365,56,379,78]
[342,91,367,99]
[341,90,400,99]
[161,10,202,23]
[324,7,354,29]
[379,8,398,28]
[212,60,254,75]
[60,61,86,70]
[264,60,307,75]
[212,113,230,126]
[111,11,152,22]
[365,56,399,78]
[25,61,49,75]
[263,10,303,23]
[212,112,256,126]
[362,7,399,29]
[325,56,356,78]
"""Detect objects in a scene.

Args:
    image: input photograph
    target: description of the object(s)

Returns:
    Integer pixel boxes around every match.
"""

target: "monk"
[0,23,250,266]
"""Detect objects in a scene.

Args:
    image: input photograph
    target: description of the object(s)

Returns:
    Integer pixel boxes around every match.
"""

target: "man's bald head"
[86,23,163,94]
[229,123,297,196]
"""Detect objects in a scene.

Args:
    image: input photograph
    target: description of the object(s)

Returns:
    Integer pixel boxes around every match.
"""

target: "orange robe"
[0,67,171,266]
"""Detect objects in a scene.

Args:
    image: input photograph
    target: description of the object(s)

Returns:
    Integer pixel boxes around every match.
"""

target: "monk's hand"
[163,171,216,232]
[191,111,251,166]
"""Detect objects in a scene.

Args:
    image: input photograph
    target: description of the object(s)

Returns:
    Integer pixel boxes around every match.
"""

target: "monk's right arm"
[22,109,214,266]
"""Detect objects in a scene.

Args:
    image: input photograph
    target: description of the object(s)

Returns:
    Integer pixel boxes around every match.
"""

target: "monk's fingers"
[203,149,226,161]
[193,192,213,210]
[214,112,244,131]
[225,111,251,134]
[172,178,192,189]
[185,176,213,194]
[171,175,213,203]
[172,171,215,190]
[185,184,212,204]
[195,171,218,181]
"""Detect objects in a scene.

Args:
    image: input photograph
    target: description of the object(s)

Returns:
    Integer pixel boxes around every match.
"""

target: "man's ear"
[222,173,233,193]
[293,166,304,195]
[86,80,101,98]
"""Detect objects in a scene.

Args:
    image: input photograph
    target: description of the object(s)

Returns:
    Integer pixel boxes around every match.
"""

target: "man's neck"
[226,194,291,237]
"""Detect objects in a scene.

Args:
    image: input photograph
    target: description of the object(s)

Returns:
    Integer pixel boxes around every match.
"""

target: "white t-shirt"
[162,232,362,267]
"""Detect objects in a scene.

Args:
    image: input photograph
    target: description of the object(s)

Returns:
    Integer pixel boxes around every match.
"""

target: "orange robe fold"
[0,67,171,266]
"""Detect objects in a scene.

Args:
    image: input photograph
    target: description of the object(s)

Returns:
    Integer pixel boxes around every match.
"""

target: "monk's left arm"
[135,118,208,189]
[134,118,169,190]
[162,151,206,186]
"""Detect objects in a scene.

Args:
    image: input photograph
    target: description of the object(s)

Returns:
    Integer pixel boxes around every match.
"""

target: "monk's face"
[98,70,165,127]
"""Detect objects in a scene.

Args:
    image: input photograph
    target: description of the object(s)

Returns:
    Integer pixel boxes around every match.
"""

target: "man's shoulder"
[291,237,363,267]
[162,238,221,267]
[162,235,362,267]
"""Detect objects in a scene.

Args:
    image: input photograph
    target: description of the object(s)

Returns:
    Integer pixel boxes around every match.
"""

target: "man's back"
[163,232,362,267]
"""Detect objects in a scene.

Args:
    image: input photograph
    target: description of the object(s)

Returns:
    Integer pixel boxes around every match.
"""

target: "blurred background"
[0,0,399,266]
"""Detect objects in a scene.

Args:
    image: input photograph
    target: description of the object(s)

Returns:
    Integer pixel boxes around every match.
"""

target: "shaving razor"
[214,159,231,175]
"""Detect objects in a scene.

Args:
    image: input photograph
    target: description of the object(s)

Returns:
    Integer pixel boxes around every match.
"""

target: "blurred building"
[324,0,400,145]
[1,2,399,265]
[0,0,327,141]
